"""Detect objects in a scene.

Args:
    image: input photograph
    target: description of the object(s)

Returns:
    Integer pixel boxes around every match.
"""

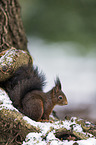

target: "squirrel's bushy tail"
[2,65,46,108]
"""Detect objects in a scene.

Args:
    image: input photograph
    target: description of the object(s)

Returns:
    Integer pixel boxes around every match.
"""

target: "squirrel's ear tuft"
[55,77,61,90]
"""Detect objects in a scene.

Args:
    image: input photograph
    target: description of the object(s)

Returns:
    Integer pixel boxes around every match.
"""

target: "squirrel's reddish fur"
[0,65,68,121]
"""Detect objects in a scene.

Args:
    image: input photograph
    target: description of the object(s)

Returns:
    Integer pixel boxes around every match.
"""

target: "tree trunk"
[0,1,34,144]
[0,0,32,82]
[0,0,28,52]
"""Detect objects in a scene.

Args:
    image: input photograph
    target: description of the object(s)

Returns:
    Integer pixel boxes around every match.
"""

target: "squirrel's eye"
[58,95,63,100]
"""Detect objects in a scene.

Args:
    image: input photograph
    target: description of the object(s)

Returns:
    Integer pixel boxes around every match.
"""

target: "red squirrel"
[0,65,68,121]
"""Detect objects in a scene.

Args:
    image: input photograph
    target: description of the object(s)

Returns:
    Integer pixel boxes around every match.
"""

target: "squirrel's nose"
[64,99,68,105]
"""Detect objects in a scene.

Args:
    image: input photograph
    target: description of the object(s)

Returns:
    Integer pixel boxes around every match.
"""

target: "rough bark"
[0,108,40,145]
[0,48,32,82]
[0,0,32,81]
[0,1,34,144]
[0,0,28,52]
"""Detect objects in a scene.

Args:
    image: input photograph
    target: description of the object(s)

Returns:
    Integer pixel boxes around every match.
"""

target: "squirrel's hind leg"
[22,96,44,121]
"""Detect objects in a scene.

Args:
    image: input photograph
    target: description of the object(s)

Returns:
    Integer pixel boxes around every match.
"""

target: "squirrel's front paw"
[38,119,49,122]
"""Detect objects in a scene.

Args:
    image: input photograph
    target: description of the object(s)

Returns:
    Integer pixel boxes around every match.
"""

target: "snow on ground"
[0,88,18,111]
[23,116,96,145]
[0,88,96,145]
